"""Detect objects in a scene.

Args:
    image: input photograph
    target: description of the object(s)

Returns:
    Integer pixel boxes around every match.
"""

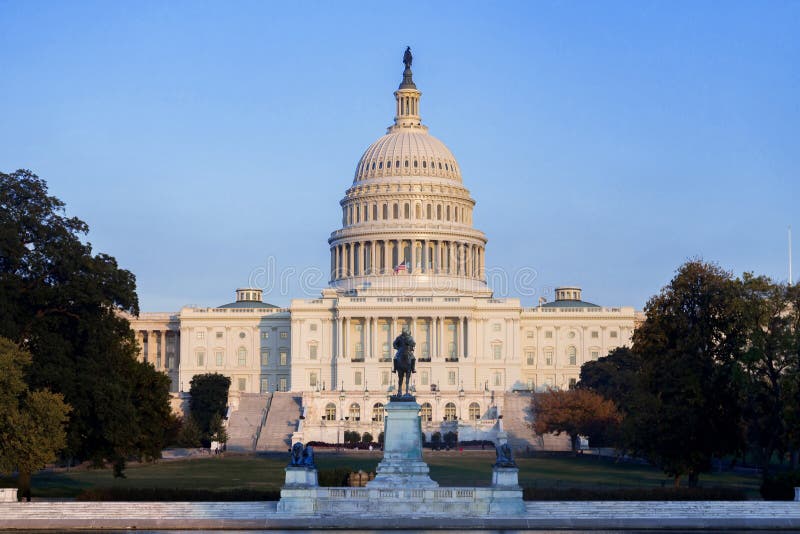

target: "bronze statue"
[392,328,416,397]
[288,442,316,469]
[494,441,516,468]
[403,46,413,70]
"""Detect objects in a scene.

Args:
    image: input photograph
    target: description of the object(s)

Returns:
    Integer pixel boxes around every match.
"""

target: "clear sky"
[1,1,798,311]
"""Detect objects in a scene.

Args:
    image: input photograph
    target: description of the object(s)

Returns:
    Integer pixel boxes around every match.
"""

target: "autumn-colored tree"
[531,388,621,452]
[0,337,71,501]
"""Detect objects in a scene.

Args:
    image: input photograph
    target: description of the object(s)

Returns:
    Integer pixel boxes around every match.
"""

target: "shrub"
[522,487,747,501]
[76,487,279,501]
[444,431,458,446]
[431,432,442,444]
[378,432,385,444]
[760,471,800,500]
[317,467,353,487]
[362,432,373,444]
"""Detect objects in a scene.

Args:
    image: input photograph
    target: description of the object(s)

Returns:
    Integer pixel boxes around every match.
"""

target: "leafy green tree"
[362,432,373,444]
[176,416,203,448]
[578,346,640,414]
[627,260,746,487]
[738,275,800,472]
[0,338,71,500]
[188,373,231,443]
[208,413,228,447]
[0,170,173,472]
[532,388,622,452]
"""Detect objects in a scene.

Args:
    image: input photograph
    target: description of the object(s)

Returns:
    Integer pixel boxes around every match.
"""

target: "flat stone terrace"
[1,500,800,530]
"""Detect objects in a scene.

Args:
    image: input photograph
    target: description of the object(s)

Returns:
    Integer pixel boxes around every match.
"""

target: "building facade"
[129,53,638,442]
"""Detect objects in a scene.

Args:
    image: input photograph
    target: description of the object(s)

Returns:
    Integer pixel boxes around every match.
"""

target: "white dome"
[354,129,461,183]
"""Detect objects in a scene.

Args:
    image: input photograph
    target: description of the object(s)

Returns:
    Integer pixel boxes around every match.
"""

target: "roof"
[541,300,600,309]
[218,301,278,309]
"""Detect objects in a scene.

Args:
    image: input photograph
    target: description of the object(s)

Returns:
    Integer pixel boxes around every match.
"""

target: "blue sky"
[1,1,798,311]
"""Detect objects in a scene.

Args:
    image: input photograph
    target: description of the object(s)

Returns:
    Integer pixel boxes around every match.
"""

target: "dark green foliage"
[378,431,384,444]
[522,486,747,501]
[343,430,361,444]
[317,467,353,486]
[175,416,203,448]
[361,432,373,444]
[444,431,458,446]
[759,471,800,500]
[578,346,640,414]
[188,373,230,444]
[0,170,173,473]
[76,487,280,501]
[430,431,442,444]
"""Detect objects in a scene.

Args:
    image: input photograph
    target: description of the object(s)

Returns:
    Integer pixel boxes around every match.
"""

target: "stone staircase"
[502,391,570,452]
[226,393,271,452]
[257,392,302,452]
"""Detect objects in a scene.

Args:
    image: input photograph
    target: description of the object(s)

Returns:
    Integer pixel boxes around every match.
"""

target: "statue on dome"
[403,46,413,70]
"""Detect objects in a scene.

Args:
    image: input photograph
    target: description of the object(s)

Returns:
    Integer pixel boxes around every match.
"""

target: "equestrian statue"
[392,328,416,398]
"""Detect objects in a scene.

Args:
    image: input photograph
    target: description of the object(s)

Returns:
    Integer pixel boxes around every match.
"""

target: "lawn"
[1,450,762,499]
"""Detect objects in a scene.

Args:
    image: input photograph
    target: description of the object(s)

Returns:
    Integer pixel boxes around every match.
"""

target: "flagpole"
[790,225,793,286]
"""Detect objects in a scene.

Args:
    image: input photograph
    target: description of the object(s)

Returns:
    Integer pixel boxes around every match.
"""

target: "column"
[160,331,167,370]
[459,317,466,359]
[343,318,349,359]
[383,240,390,274]
[462,317,468,359]
[438,317,445,359]
[348,243,354,277]
[337,317,343,359]
[410,239,416,273]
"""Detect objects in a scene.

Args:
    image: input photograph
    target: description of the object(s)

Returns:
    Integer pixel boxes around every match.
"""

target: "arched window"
[422,160,427,168]
[371,162,375,170]
[420,402,432,422]
[413,160,418,167]
[324,403,336,421]
[415,204,421,219]
[444,402,457,422]
[426,204,432,219]
[404,160,409,168]
[404,203,410,219]
[387,160,392,168]
[437,205,442,220]
[378,161,383,169]
[372,403,385,422]
[349,403,361,421]
[383,204,388,220]
[393,203,399,219]
[396,160,400,168]
[568,346,577,366]
[469,402,481,421]
[446,205,451,221]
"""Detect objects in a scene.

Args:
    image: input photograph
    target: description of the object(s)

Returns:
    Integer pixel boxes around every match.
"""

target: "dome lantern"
[391,47,423,131]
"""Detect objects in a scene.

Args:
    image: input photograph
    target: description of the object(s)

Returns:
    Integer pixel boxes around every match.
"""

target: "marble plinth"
[492,466,520,487]
[283,466,318,487]
[367,398,438,488]
[795,487,799,502]
[0,489,17,503]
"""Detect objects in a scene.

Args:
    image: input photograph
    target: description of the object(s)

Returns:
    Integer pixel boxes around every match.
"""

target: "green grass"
[0,450,763,499]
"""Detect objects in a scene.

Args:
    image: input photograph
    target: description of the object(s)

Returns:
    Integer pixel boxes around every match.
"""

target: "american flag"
[393,262,409,274]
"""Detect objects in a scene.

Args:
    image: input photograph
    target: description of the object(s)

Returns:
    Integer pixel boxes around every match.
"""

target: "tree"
[362,432,373,444]
[175,416,203,448]
[0,170,173,473]
[627,260,746,487]
[737,275,800,473]
[188,373,231,444]
[578,346,641,414]
[208,413,228,447]
[532,388,622,452]
[0,338,71,500]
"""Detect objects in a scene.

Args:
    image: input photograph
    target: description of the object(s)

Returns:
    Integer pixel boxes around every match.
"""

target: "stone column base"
[492,466,519,487]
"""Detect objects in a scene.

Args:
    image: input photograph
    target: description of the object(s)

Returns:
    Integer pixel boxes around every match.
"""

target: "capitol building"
[129,52,638,450]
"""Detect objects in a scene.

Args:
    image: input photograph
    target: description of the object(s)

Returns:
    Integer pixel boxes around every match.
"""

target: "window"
[260,350,269,365]
[568,331,575,339]
[354,371,362,385]
[238,378,246,391]
[167,356,175,369]
[420,402,432,422]
[280,350,288,366]
[310,323,317,332]
[237,347,247,366]
[444,402,457,422]
[447,370,456,385]
[309,372,318,388]
[196,351,205,366]
[354,342,363,360]
[216,351,224,366]
[279,377,287,391]
[262,331,269,339]
[591,331,599,339]
[421,342,429,358]
[373,403,385,422]
[239,331,246,339]
[382,343,390,359]
[610,331,618,338]
[309,345,318,359]
[493,371,502,387]
[196,331,205,340]
[568,346,577,366]
[526,331,534,339]
[280,331,288,339]
[324,403,336,421]
[216,331,223,339]
[569,378,577,389]
[526,351,535,366]
[492,323,501,332]
[545,349,553,366]
[493,345,502,360]
[349,403,361,421]
[469,402,481,421]
[421,371,429,385]
[545,331,553,339]
[381,323,389,331]
[526,378,534,390]
[381,371,389,386]
[591,351,599,359]
[260,378,269,392]
[448,342,456,359]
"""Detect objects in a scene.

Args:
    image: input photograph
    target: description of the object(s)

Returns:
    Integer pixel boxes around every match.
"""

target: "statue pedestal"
[284,466,318,487]
[492,466,520,487]
[367,398,438,488]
